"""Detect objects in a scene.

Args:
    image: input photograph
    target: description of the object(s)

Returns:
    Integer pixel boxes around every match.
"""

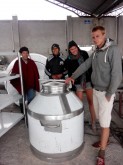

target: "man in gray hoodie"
[65,26,122,165]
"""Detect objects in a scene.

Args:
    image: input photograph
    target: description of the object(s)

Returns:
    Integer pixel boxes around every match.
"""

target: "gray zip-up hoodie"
[71,38,122,97]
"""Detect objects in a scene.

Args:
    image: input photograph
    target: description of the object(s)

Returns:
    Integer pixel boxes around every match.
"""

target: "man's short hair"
[19,47,29,54]
[92,26,105,34]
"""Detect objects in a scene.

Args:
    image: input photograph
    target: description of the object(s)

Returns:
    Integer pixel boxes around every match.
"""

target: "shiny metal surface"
[42,80,68,94]
[0,112,24,137]
[28,80,84,160]
[28,107,83,121]
[30,143,84,163]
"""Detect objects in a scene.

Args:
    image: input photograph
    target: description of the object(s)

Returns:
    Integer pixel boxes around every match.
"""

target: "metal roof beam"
[106,6,123,17]
[45,0,123,18]
[45,0,90,17]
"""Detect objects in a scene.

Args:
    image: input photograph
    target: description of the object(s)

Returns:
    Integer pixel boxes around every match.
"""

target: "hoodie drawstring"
[93,52,96,60]
[104,47,109,63]
[93,47,109,63]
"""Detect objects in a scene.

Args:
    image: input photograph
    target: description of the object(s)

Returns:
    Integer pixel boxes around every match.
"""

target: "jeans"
[26,89,36,103]
[19,89,36,113]
[20,88,36,104]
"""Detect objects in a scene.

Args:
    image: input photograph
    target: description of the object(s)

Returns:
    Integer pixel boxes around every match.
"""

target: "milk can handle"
[40,121,60,128]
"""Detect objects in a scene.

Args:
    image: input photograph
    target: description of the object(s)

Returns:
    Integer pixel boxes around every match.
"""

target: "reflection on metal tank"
[28,80,84,162]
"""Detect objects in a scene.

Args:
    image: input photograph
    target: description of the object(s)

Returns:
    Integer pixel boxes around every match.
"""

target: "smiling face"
[69,46,79,56]
[92,29,106,48]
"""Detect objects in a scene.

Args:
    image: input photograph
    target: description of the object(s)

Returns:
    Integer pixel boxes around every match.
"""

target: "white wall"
[0,21,14,51]
[0,16,123,63]
[18,20,67,56]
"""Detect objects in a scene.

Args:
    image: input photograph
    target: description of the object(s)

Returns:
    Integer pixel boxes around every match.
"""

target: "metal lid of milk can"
[41,80,68,94]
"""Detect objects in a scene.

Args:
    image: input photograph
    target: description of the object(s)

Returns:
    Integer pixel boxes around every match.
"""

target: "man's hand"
[56,74,63,79]
[65,77,75,84]
[52,75,58,79]
[105,96,111,102]
[52,74,62,79]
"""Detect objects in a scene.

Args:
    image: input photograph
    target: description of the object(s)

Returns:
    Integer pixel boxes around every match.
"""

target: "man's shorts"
[93,89,115,127]
[75,82,92,92]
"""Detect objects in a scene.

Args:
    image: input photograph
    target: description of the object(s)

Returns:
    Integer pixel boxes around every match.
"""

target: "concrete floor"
[0,92,123,165]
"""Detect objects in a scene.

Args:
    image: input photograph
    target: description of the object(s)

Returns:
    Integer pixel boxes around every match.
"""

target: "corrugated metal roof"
[46,0,123,17]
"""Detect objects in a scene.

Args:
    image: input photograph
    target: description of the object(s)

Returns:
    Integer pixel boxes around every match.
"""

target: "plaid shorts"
[75,82,92,91]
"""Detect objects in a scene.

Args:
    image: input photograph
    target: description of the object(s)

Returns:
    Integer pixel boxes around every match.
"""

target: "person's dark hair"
[92,26,105,34]
[19,47,29,54]
[68,40,78,50]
